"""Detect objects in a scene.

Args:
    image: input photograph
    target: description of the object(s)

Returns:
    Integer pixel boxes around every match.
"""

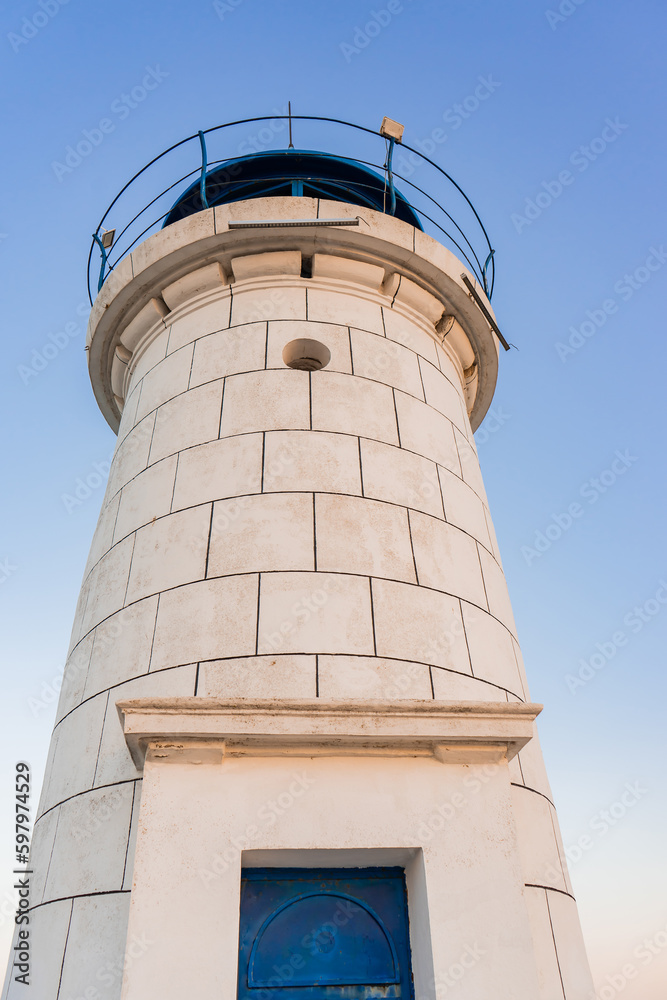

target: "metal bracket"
[91,232,109,292]
[198,130,209,210]
[461,273,510,351]
[386,137,397,216]
[482,249,495,298]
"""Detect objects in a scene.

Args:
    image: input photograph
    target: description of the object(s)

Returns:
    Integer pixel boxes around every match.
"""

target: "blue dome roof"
[163,148,422,229]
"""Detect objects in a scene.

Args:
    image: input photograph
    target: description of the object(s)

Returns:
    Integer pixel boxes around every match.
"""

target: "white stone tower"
[5,126,594,1000]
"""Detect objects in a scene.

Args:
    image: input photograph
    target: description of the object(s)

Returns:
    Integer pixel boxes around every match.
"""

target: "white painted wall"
[124,753,542,1000]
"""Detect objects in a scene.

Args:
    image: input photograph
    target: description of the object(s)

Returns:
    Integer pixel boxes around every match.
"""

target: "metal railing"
[87,115,496,306]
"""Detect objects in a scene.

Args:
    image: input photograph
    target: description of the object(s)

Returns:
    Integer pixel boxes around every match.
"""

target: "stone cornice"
[87,197,499,433]
[117,697,541,769]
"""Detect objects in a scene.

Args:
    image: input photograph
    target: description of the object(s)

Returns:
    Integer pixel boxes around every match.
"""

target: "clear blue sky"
[1,0,666,994]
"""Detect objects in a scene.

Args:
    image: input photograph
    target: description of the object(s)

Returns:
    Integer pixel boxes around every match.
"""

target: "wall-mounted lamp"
[379,117,404,142]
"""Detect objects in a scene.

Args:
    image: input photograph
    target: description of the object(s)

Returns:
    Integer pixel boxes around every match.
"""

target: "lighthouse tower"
[6,121,594,1000]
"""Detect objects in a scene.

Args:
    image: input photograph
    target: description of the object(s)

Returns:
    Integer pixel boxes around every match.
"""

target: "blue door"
[237,867,414,1000]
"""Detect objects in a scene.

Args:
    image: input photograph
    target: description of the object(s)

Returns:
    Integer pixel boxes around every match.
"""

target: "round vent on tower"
[282,338,331,371]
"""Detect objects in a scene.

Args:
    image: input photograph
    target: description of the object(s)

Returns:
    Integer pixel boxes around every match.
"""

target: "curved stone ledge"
[88,197,499,433]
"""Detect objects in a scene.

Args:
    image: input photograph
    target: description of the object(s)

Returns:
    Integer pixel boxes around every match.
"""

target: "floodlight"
[379,117,404,142]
